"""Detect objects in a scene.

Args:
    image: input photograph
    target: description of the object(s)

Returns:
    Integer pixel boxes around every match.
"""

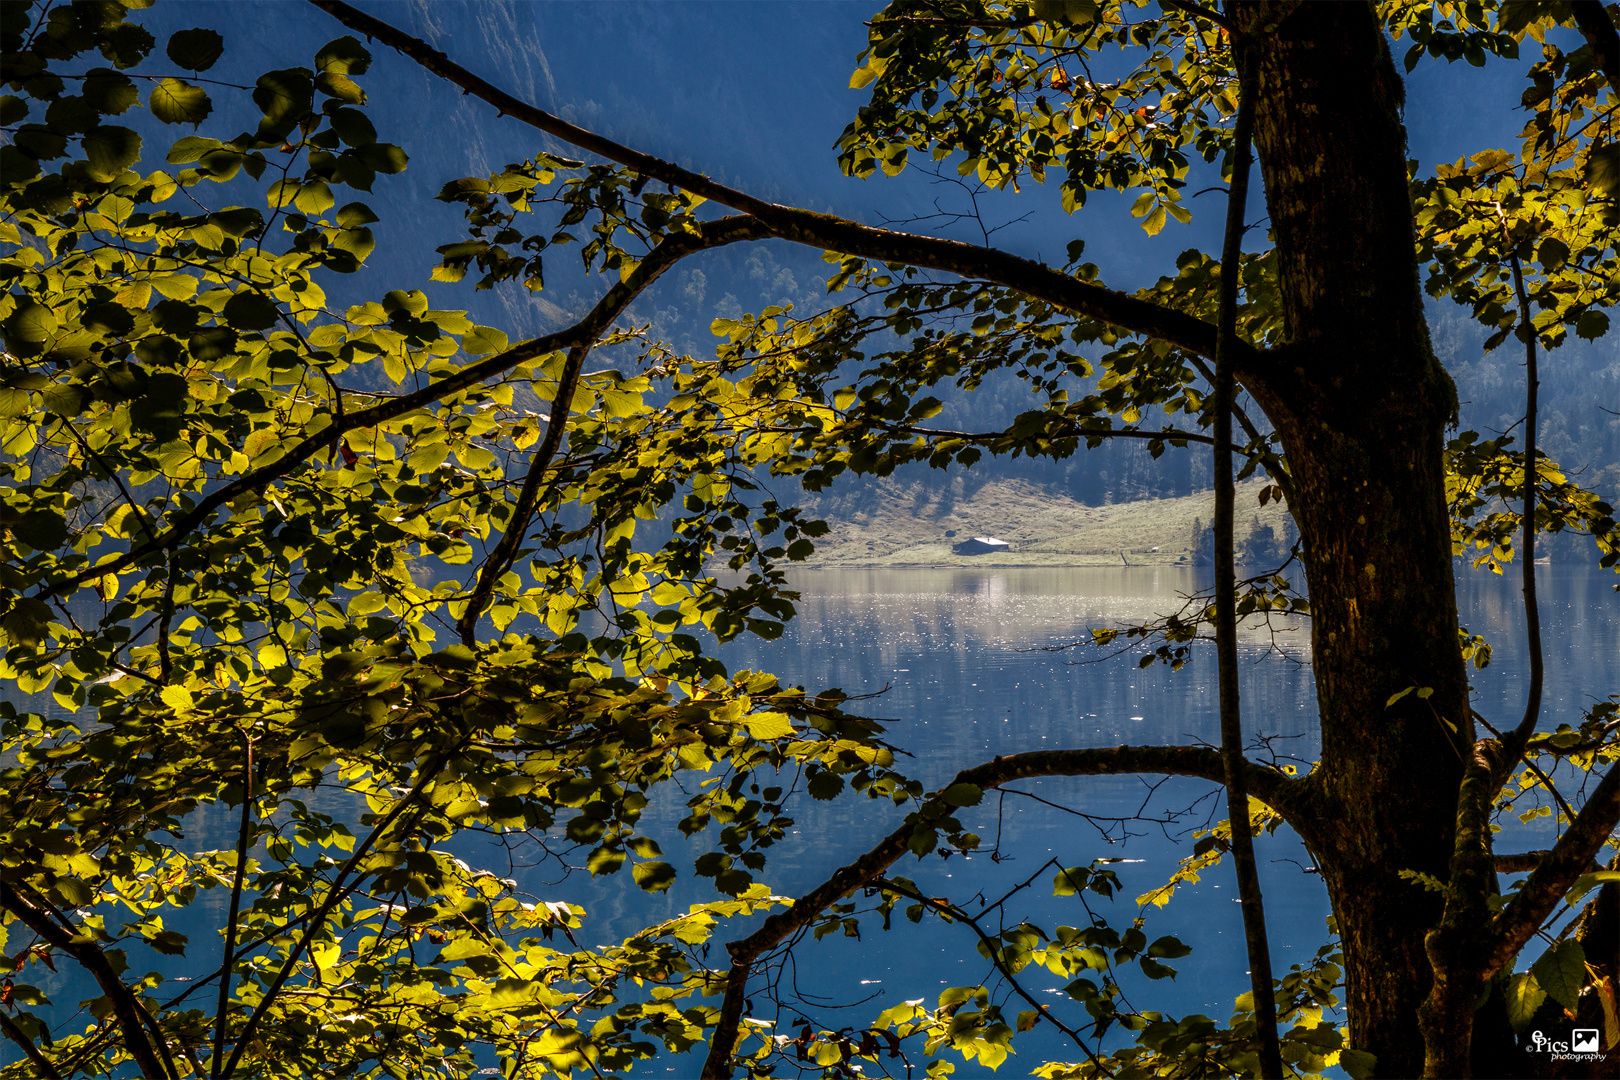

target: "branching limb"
[872,877,1111,1073]
[40,216,766,601]
[698,743,1303,1078]
[456,339,591,646]
[0,881,169,1080]
[308,0,1269,374]
[1485,759,1620,974]
[217,749,457,1078]
[1423,751,1620,1074]
[0,1009,62,1080]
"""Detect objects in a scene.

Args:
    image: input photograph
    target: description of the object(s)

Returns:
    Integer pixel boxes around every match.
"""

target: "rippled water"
[9,565,1615,1074]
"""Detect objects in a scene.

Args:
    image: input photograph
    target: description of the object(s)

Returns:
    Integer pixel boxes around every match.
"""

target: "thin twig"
[1211,39,1284,1080]
[211,732,255,1079]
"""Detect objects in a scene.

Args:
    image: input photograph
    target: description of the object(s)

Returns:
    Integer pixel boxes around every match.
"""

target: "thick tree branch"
[0,882,169,1080]
[309,0,1264,373]
[1485,759,1620,973]
[39,216,765,601]
[0,1009,62,1080]
[698,743,1301,1077]
[1493,849,1602,874]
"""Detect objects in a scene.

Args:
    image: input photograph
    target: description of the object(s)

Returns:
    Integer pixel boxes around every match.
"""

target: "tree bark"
[1232,4,1480,1075]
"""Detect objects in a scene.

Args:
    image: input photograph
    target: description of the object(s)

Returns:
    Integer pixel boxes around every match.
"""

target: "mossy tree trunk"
[1231,5,1485,1075]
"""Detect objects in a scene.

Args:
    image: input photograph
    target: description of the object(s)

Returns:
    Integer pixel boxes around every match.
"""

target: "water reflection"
[8,566,1613,1072]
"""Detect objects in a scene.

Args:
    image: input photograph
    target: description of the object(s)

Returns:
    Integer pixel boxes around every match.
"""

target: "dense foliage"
[1,2,1617,1079]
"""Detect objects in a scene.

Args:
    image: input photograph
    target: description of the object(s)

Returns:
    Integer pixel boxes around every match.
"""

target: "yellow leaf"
[160,685,194,713]
[744,712,794,740]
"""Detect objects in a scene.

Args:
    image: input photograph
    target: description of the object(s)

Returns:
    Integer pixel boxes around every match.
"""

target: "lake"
[531,564,1616,1073]
[8,565,1614,1075]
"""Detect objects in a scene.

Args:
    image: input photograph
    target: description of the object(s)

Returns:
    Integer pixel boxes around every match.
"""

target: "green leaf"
[1530,940,1584,1013]
[328,107,376,147]
[292,180,335,215]
[1567,870,1620,905]
[1504,972,1547,1031]
[1339,1048,1378,1079]
[98,22,157,69]
[166,135,220,164]
[1034,0,1099,27]
[744,712,794,740]
[148,79,212,126]
[355,142,407,174]
[13,510,66,551]
[1139,957,1177,979]
[81,125,142,181]
[253,68,313,139]
[631,860,676,893]
[939,782,983,807]
[4,301,58,350]
[461,325,509,356]
[1586,141,1619,198]
[82,69,140,115]
[316,71,366,105]
[1575,310,1610,342]
[1052,867,1091,896]
[316,36,372,75]
[586,847,625,875]
[335,201,379,228]
[1536,238,1568,273]
[1147,935,1192,959]
[166,28,224,72]
[159,685,195,713]
[1,597,52,646]
[223,291,280,331]
[188,326,238,362]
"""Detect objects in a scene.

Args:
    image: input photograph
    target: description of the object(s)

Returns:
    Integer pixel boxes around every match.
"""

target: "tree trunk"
[1232,4,1490,1075]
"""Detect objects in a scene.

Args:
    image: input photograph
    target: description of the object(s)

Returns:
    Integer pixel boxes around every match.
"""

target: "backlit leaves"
[147,77,211,125]
[165,27,224,71]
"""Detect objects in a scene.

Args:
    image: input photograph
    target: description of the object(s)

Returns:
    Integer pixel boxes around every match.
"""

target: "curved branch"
[39,216,767,601]
[452,217,766,642]
[698,743,1302,1078]
[309,0,1265,373]
[454,338,595,647]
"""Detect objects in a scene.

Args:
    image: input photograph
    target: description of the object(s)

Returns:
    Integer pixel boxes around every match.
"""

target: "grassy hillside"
[796,476,1296,568]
